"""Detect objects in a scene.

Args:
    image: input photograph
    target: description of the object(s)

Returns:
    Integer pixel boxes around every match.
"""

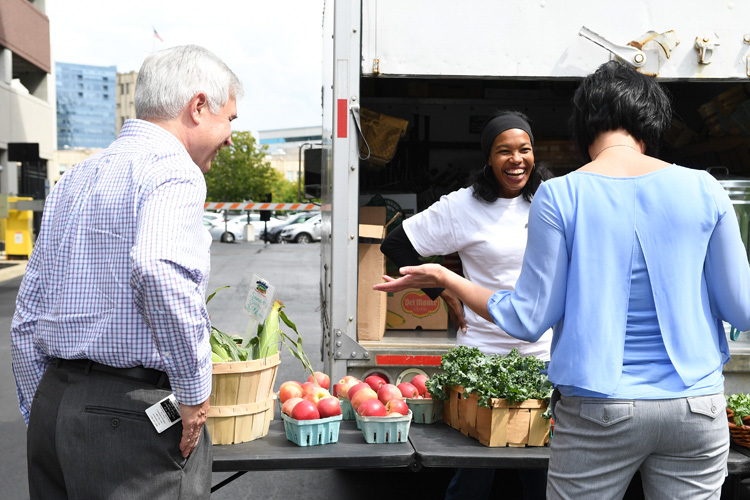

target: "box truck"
[318,0,750,392]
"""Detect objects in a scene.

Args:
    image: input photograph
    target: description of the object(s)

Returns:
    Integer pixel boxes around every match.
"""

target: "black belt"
[53,358,171,390]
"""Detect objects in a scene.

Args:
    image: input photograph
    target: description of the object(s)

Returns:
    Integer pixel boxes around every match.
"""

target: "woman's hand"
[373,264,447,292]
[375,263,496,324]
[441,289,467,333]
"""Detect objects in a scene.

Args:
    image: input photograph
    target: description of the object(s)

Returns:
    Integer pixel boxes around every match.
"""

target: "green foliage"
[426,346,553,409]
[206,287,314,377]
[204,131,277,202]
[727,393,750,427]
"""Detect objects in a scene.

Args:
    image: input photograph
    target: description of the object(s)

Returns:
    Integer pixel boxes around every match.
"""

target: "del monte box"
[386,288,448,330]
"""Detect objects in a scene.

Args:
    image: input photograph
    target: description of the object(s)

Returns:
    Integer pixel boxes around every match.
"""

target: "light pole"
[297,142,313,202]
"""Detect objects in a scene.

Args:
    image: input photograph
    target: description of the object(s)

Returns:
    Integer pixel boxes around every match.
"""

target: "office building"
[116,71,137,135]
[56,62,116,149]
[0,0,55,200]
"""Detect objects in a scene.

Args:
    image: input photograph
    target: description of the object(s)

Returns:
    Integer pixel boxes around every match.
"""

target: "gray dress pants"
[27,361,212,499]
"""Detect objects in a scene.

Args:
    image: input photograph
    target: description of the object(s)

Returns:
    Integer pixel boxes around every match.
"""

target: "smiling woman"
[379,109,554,499]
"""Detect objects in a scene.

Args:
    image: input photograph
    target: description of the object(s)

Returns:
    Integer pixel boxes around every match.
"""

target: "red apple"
[397,382,419,399]
[346,382,371,401]
[350,387,378,411]
[281,397,304,417]
[411,374,429,396]
[304,387,331,406]
[301,381,318,397]
[291,400,320,420]
[307,371,331,390]
[385,398,410,416]
[364,374,387,392]
[377,383,403,405]
[357,398,387,417]
[317,396,342,418]
[333,375,360,398]
[385,412,402,417]
[278,381,304,403]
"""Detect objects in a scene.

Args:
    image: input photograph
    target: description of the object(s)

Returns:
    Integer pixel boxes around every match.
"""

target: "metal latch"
[579,26,647,68]
[695,34,720,64]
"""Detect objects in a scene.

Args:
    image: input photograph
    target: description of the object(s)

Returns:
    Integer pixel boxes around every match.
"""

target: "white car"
[280,214,322,244]
[206,217,246,243]
[228,213,285,236]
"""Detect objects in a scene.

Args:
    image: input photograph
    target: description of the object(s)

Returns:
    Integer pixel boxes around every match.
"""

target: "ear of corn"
[254,300,282,360]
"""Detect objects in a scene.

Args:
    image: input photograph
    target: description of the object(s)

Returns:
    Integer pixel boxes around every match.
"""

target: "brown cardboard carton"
[386,289,448,330]
[357,207,387,341]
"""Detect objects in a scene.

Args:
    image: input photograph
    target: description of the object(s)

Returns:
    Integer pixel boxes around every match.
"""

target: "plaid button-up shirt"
[11,119,213,423]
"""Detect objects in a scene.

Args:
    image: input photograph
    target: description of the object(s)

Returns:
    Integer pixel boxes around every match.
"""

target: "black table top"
[211,418,750,478]
[211,419,416,472]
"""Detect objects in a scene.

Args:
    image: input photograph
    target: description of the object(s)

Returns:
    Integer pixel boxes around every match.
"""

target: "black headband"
[480,115,534,160]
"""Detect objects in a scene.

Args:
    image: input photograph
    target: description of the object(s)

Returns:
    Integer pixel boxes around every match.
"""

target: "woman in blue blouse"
[374,60,750,499]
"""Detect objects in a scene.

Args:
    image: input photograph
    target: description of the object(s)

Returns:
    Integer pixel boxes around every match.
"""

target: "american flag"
[153,27,164,42]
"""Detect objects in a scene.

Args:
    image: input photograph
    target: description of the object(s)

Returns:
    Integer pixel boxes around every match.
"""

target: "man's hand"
[179,398,210,458]
[441,289,466,333]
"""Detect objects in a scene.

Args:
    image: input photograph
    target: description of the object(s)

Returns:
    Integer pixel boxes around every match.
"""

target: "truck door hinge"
[579,26,647,68]
[328,329,370,360]
[695,34,720,64]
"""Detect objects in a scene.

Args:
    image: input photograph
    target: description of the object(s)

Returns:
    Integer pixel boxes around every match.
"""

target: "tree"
[204,131,277,202]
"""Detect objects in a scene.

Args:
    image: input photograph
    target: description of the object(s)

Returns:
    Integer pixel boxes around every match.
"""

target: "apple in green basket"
[357,398,387,417]
[334,375,360,398]
[347,382,371,401]
[397,382,419,399]
[291,400,321,420]
[282,397,304,417]
[385,398,410,416]
[350,387,378,412]
[317,396,342,418]
[307,371,331,390]
[411,374,429,396]
[377,383,403,405]
[278,381,304,403]
[304,387,332,406]
[365,374,388,392]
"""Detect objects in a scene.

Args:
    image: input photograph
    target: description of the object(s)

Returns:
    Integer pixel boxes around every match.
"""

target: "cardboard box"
[357,207,387,341]
[386,289,448,330]
[447,386,550,447]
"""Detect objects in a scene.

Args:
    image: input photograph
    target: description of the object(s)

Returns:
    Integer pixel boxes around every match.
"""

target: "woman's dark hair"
[471,109,554,203]
[569,60,672,162]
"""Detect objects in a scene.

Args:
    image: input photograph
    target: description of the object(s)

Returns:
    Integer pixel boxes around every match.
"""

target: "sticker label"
[145,394,182,433]
[242,274,275,323]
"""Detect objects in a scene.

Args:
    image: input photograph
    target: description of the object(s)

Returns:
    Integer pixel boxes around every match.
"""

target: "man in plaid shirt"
[11,45,242,499]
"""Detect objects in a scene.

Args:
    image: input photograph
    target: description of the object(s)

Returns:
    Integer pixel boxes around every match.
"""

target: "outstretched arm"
[374,264,495,323]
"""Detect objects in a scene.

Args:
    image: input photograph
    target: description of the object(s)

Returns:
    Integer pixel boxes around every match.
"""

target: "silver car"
[280,214,322,244]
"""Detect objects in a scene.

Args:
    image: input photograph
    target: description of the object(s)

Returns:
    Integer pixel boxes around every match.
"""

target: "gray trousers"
[27,361,213,499]
[547,392,729,500]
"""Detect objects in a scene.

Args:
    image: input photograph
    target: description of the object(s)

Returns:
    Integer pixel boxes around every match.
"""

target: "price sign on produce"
[242,274,275,323]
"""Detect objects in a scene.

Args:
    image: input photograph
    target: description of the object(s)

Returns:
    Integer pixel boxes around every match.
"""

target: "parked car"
[280,214,322,244]
[228,213,285,236]
[207,217,246,243]
[261,211,321,243]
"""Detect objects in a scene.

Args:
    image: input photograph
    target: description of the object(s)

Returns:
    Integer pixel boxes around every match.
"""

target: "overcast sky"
[46,0,324,133]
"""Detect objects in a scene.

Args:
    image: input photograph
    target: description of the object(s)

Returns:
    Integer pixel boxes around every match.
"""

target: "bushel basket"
[727,408,750,449]
[207,352,280,445]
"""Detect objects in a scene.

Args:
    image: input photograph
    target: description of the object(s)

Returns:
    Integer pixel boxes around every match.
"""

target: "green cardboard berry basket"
[356,410,412,443]
[406,398,443,424]
[338,397,357,420]
[281,413,343,447]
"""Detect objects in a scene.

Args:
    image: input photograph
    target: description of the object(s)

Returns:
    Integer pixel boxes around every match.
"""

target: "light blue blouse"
[487,165,750,395]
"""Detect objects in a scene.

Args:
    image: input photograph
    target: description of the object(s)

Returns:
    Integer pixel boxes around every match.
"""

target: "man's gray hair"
[135,45,243,120]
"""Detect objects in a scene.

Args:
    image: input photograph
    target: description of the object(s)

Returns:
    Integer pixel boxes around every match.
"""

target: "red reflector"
[376,355,442,366]
[337,99,347,138]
